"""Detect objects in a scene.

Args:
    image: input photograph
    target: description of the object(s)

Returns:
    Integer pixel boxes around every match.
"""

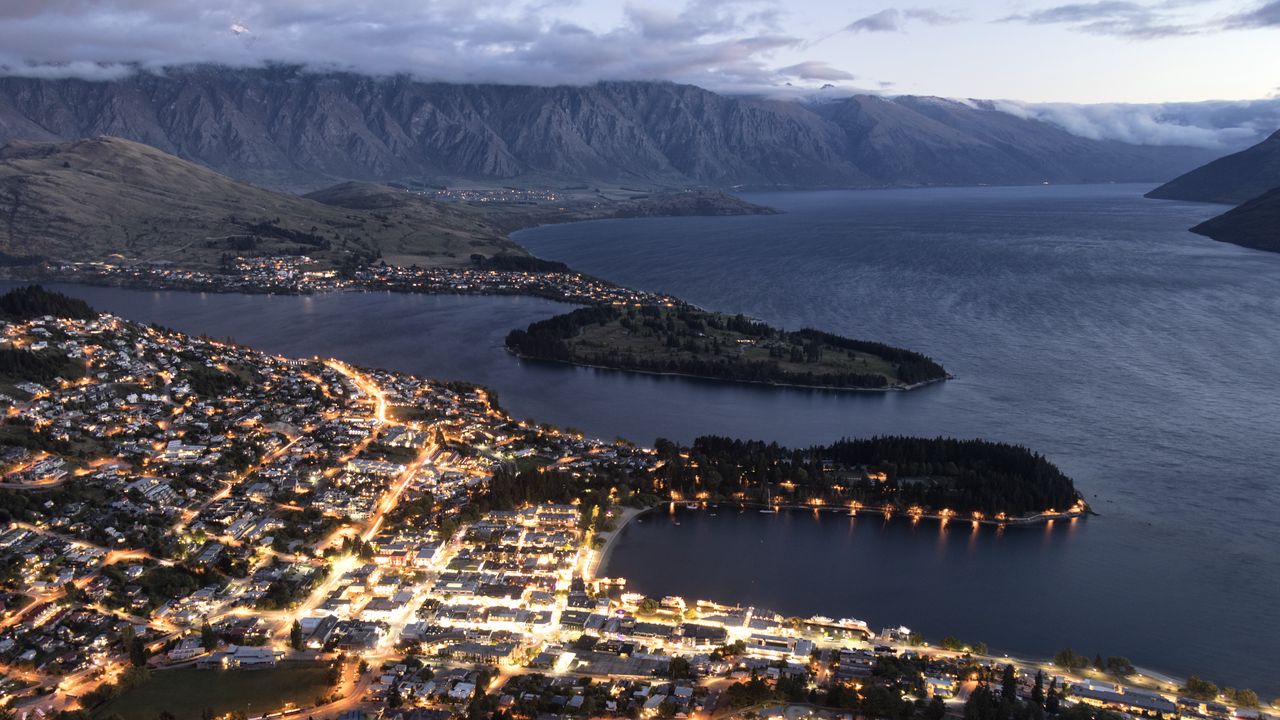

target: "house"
[925,676,958,698]
[167,637,206,662]
[1071,685,1178,717]
[448,682,478,701]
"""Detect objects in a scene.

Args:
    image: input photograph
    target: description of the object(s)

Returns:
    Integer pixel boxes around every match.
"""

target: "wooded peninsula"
[472,434,1084,522]
[505,305,947,390]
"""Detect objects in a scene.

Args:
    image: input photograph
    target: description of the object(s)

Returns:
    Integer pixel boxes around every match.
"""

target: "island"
[505,304,948,390]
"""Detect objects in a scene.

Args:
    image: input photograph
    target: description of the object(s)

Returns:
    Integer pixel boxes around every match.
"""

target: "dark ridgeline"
[0,285,96,321]
[1146,127,1280,254]
[505,305,946,390]
[0,287,94,383]
[651,435,1081,517]
[1146,129,1280,205]
[0,66,1218,192]
[470,254,571,273]
[1190,187,1280,253]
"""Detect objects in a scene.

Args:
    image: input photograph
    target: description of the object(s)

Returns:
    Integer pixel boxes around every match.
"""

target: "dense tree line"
[505,304,620,361]
[458,433,1077,521]
[241,219,333,249]
[0,347,83,383]
[0,285,95,320]
[793,329,945,385]
[184,364,246,397]
[649,435,1080,517]
[470,253,571,272]
[506,305,946,389]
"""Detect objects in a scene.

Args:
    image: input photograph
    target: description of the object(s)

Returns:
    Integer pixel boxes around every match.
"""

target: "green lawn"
[94,664,334,720]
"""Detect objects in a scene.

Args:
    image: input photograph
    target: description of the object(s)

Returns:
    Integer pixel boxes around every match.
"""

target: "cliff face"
[0,66,1217,191]
[1146,129,1280,204]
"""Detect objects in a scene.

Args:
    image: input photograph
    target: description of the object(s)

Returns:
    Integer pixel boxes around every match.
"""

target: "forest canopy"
[506,305,946,390]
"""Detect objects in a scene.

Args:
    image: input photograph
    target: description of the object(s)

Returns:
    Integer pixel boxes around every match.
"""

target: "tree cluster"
[650,435,1080,517]
[505,304,947,390]
[0,285,95,321]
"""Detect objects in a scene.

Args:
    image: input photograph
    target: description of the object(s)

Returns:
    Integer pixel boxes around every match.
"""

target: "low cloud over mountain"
[997,98,1280,150]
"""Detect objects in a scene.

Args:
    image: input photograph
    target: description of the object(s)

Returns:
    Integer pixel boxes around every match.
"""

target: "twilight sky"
[0,0,1275,105]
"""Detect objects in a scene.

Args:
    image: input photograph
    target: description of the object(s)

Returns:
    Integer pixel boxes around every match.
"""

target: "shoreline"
[586,497,1085,568]
[585,498,1089,586]
[692,500,1092,526]
[508,348,950,393]
[585,505,651,581]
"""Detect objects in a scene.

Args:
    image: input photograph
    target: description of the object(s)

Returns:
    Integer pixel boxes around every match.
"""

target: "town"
[0,292,1274,720]
[18,257,679,309]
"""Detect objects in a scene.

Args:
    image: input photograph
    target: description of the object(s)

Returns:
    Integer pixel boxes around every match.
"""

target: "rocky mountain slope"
[1190,188,1280,253]
[1146,129,1280,204]
[0,66,1218,192]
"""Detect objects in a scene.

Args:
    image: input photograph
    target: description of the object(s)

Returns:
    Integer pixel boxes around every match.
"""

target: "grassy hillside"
[1191,188,1280,253]
[0,137,775,271]
[0,137,521,269]
[308,181,777,260]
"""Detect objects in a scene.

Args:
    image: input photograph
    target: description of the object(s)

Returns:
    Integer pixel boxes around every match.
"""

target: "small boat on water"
[759,508,777,514]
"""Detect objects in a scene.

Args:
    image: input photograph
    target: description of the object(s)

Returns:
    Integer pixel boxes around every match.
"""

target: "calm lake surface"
[18,184,1280,694]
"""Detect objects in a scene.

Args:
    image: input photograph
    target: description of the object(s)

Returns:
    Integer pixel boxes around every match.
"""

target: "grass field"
[93,664,334,720]
[567,318,901,380]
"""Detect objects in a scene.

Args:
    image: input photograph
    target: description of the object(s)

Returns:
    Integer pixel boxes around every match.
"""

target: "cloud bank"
[0,1,1275,151]
[995,98,1280,149]
[0,0,862,95]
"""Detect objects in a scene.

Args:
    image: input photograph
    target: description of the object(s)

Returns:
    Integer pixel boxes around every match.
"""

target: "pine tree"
[1002,664,1019,705]
[128,633,147,666]
[201,621,217,650]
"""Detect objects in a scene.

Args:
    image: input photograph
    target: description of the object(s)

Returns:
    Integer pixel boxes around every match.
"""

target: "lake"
[523,183,1280,694]
[15,183,1280,695]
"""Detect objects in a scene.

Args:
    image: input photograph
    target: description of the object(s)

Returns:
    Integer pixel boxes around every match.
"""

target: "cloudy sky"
[0,0,1276,105]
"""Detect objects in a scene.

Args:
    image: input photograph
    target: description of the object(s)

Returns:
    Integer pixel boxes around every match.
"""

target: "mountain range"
[0,66,1220,192]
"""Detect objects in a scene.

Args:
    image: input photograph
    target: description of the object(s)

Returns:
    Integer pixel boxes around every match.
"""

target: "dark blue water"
[18,184,1280,694]
[517,184,1280,694]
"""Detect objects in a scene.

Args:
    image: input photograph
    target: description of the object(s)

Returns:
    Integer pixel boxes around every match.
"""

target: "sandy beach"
[584,505,650,580]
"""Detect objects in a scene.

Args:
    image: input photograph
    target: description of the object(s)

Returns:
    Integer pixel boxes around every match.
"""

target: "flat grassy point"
[507,305,946,389]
